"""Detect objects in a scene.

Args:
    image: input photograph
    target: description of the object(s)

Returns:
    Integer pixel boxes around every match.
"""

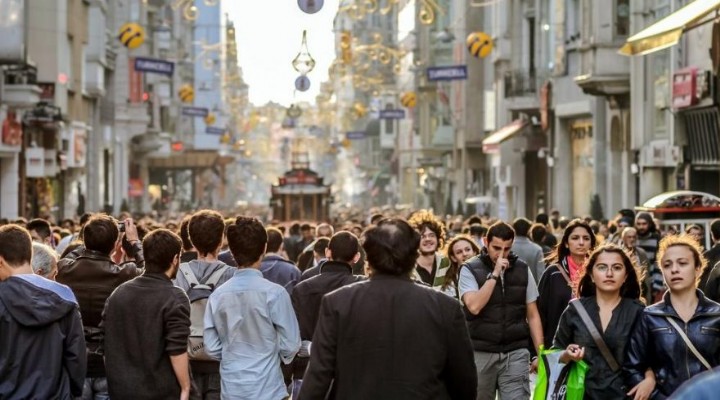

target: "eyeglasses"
[420,232,437,240]
[595,264,625,274]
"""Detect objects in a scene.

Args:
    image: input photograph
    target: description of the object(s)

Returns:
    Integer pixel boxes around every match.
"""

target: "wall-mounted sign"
[346,131,365,140]
[206,126,225,135]
[182,107,209,117]
[134,57,175,76]
[427,65,468,81]
[379,109,405,119]
[672,67,698,109]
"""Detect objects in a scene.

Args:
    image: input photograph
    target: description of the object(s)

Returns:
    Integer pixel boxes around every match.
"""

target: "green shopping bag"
[533,345,588,400]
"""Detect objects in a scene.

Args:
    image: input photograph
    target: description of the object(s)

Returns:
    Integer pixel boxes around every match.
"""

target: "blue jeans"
[80,377,109,400]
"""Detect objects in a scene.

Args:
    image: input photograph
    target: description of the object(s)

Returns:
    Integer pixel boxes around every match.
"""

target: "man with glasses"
[408,210,451,292]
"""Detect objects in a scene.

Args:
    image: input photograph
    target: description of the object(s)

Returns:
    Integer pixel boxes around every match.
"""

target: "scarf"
[566,256,582,284]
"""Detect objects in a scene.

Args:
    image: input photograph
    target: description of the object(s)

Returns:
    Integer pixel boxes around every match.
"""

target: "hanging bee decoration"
[118,23,145,49]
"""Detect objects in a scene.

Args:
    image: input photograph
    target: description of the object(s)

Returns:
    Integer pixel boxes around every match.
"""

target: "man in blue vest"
[458,221,543,400]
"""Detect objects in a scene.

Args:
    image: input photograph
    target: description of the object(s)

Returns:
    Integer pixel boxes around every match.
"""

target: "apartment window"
[528,16,536,77]
[615,0,630,37]
[651,1,671,136]
[565,0,581,46]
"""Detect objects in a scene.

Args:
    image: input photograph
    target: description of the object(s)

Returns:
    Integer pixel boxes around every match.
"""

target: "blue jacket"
[0,275,87,399]
[624,290,720,399]
[260,254,301,294]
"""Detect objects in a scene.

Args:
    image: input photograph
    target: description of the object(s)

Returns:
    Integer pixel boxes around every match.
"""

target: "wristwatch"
[486,272,499,281]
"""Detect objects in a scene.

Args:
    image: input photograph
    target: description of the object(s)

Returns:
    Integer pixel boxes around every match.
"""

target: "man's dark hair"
[179,215,193,251]
[27,218,52,240]
[189,210,225,256]
[79,213,93,226]
[469,223,488,237]
[407,210,446,249]
[143,229,182,274]
[227,217,267,267]
[362,218,420,276]
[328,231,359,263]
[0,225,33,267]
[710,219,720,242]
[558,218,570,230]
[83,214,119,256]
[486,221,515,243]
[370,213,384,225]
[466,215,482,225]
[313,237,330,256]
[289,222,301,236]
[61,218,75,228]
[535,213,549,226]
[589,220,601,234]
[512,218,532,237]
[266,227,284,253]
[529,223,547,244]
[685,224,704,234]
[300,223,312,232]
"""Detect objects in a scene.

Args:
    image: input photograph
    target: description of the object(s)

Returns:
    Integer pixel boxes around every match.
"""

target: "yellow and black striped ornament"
[178,84,194,103]
[400,92,417,108]
[467,31,493,59]
[118,23,145,50]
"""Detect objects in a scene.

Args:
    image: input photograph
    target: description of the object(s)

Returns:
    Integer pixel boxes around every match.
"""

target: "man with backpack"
[173,210,234,400]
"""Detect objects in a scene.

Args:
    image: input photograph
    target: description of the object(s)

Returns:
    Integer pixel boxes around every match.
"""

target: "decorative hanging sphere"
[287,104,302,119]
[118,23,145,49]
[297,0,324,14]
[400,92,417,108]
[204,113,216,125]
[352,102,367,118]
[467,31,493,58]
[295,75,311,92]
[178,84,194,103]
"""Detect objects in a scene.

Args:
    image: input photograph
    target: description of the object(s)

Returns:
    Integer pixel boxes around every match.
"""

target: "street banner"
[346,131,365,140]
[427,65,468,81]
[134,57,175,76]
[379,109,405,119]
[182,107,209,117]
[206,126,225,135]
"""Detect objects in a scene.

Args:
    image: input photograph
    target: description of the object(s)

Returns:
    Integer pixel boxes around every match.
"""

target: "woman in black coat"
[537,219,596,348]
[554,244,651,400]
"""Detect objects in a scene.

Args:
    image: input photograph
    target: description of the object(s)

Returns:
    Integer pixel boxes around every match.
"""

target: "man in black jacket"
[299,218,477,400]
[103,229,191,399]
[702,219,720,301]
[458,221,543,400]
[57,215,143,399]
[291,231,365,384]
[0,224,86,399]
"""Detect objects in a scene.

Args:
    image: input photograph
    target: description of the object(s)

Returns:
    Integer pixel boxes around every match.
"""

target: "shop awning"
[482,119,528,154]
[619,0,720,56]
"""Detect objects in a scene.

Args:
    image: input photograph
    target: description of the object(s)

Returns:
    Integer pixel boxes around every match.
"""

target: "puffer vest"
[463,251,530,353]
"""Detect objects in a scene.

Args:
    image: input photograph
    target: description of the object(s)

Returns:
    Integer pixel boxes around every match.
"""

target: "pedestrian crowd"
[1,207,720,399]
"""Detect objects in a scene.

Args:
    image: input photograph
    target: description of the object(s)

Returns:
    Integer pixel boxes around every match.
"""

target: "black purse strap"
[571,300,620,372]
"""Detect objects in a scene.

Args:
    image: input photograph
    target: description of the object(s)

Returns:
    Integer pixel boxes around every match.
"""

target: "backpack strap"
[204,265,231,288]
[179,263,200,287]
[571,300,621,372]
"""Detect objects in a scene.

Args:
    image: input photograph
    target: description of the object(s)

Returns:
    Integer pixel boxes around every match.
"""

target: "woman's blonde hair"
[656,233,708,286]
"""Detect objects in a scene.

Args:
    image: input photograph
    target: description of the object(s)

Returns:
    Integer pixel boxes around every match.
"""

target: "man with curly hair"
[408,210,452,295]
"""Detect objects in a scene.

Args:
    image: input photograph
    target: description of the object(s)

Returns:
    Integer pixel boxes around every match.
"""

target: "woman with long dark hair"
[538,219,596,348]
[553,245,653,400]
[625,234,720,398]
[443,234,480,298]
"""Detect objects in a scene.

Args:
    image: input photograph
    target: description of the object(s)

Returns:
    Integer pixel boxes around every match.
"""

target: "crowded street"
[2,0,720,399]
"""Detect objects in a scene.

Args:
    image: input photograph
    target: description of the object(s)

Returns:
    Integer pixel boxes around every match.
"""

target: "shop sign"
[25,147,45,178]
[427,65,468,81]
[379,109,405,119]
[672,67,698,109]
[128,179,144,197]
[134,57,174,76]
[1,111,22,146]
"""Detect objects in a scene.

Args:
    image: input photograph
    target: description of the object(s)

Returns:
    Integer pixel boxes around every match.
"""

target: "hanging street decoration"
[287,104,303,119]
[467,31,493,58]
[181,107,208,117]
[400,92,417,108]
[295,75,311,92]
[292,30,316,74]
[178,84,194,103]
[118,23,145,49]
[338,0,444,25]
[298,0,324,14]
[134,57,174,76]
[204,113,217,125]
[427,65,468,81]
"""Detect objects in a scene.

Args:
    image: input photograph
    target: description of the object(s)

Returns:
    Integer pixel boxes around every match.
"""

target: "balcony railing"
[504,70,542,98]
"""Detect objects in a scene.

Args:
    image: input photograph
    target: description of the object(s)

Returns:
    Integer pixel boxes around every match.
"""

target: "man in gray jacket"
[511,218,545,283]
[173,210,234,400]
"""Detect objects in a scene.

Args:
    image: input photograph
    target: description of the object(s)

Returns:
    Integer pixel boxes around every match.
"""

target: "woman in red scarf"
[537,219,596,349]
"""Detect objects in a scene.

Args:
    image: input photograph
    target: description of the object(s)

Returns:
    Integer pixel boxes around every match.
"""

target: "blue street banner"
[346,131,365,140]
[426,65,468,81]
[134,57,175,76]
[206,127,225,135]
[379,109,405,119]
[182,107,209,117]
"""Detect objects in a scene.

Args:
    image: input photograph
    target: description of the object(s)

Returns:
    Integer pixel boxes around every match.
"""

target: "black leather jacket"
[56,246,143,377]
[624,290,720,399]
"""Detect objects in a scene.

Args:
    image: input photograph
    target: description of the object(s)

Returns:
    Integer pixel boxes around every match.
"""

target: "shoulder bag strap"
[555,263,571,285]
[571,300,621,372]
[665,316,712,371]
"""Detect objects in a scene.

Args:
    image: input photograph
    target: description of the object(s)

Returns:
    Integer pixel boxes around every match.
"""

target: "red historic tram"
[270,152,331,222]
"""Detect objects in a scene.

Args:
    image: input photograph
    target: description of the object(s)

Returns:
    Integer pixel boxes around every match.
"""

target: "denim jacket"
[624,290,720,399]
